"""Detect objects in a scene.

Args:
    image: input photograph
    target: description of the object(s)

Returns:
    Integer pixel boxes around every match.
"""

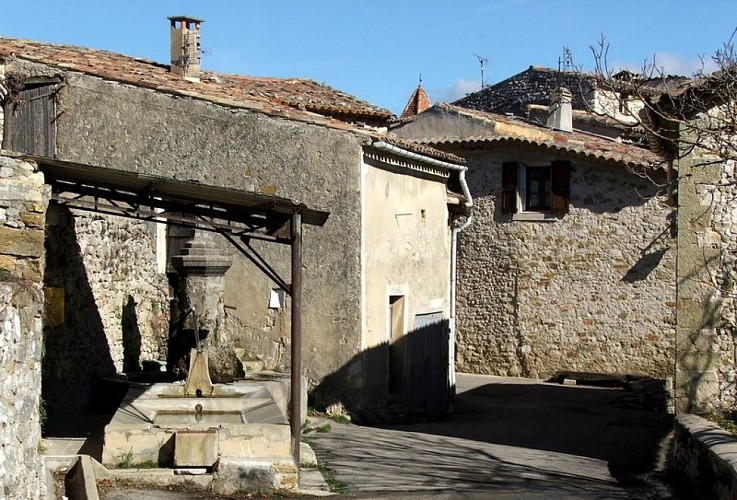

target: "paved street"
[307,374,682,498]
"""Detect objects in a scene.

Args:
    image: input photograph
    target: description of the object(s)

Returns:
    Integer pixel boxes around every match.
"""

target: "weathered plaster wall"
[44,69,364,392]
[0,154,49,499]
[675,123,737,412]
[361,159,451,349]
[453,147,676,379]
[43,207,169,416]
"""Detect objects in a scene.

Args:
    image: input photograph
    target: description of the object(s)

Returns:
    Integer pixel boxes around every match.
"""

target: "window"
[525,166,551,211]
[501,161,570,216]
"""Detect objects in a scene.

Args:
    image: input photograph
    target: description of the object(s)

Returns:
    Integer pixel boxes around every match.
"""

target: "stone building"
[454,65,690,145]
[392,100,676,383]
[395,65,737,413]
[0,18,467,435]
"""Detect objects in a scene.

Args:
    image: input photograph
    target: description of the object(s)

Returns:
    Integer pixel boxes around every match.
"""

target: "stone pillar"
[675,130,731,412]
[0,154,50,499]
[171,230,242,381]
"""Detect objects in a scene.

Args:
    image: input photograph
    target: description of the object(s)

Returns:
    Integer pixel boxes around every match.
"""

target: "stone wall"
[454,146,676,379]
[675,122,737,412]
[0,153,49,499]
[43,206,169,416]
[710,159,737,410]
[673,414,737,498]
[18,62,366,398]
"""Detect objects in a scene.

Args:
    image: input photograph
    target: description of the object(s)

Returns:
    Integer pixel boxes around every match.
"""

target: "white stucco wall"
[360,159,451,350]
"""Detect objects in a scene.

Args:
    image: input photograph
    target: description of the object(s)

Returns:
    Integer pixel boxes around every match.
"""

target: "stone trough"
[102,349,299,491]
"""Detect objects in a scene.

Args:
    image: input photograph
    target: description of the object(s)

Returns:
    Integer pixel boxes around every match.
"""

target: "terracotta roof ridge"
[417,135,664,167]
[439,102,520,123]
[0,35,395,124]
[400,85,432,121]
[0,35,163,67]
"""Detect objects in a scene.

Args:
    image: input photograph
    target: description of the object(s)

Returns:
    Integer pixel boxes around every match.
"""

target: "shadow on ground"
[378,376,674,487]
[306,375,683,498]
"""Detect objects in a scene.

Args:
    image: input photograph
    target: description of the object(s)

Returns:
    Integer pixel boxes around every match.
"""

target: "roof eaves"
[380,137,466,165]
[421,135,665,169]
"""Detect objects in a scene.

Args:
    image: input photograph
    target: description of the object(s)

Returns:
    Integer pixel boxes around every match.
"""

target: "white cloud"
[612,52,719,77]
[435,78,482,104]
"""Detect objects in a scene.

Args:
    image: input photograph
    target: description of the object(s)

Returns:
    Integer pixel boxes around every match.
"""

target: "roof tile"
[417,104,667,168]
[0,37,395,125]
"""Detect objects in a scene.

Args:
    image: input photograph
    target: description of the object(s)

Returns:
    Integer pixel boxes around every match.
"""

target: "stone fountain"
[101,345,298,491]
[101,230,300,492]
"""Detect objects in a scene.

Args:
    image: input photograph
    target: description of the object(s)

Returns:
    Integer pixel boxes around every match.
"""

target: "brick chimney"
[168,16,203,82]
[546,87,573,133]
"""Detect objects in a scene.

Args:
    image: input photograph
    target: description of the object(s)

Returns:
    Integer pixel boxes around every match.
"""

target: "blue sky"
[2,1,736,115]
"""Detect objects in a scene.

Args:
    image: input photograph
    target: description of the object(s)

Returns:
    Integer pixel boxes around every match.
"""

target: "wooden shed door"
[3,83,57,156]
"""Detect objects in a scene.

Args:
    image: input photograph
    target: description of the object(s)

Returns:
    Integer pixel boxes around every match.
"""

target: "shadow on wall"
[122,295,142,373]
[42,204,116,419]
[622,212,675,284]
[313,319,450,424]
[679,283,724,414]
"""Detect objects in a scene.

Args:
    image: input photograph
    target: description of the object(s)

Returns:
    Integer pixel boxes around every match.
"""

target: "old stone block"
[218,430,291,459]
[174,429,219,468]
[0,177,45,203]
[20,211,44,229]
[0,226,44,257]
[212,459,279,494]
[0,254,17,272]
[20,259,43,281]
[23,201,47,213]
[102,428,173,466]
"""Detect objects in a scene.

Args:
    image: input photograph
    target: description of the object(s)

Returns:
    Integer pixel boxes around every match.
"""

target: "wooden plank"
[5,85,56,156]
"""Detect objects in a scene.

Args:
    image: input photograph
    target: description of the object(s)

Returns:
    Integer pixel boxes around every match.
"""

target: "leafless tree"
[572,32,737,302]
[577,32,737,170]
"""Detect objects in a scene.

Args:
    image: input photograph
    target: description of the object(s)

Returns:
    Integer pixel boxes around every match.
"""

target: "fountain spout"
[184,347,214,396]
[181,308,214,396]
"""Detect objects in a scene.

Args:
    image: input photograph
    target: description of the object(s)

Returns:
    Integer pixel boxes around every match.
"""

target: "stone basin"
[104,382,286,427]
[102,378,297,489]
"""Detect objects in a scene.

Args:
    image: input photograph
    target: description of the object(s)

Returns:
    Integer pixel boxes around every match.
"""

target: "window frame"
[501,160,570,219]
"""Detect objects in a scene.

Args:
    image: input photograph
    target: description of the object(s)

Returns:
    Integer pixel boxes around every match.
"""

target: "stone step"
[242,360,265,373]
[233,348,265,373]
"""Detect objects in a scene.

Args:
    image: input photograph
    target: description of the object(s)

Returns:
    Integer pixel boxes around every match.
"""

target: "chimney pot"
[546,87,573,133]
[168,15,204,82]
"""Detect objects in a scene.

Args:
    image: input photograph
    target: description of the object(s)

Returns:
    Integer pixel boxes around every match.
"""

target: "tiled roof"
[400,85,432,121]
[453,66,598,115]
[381,137,466,165]
[0,37,395,126]
[410,104,666,168]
